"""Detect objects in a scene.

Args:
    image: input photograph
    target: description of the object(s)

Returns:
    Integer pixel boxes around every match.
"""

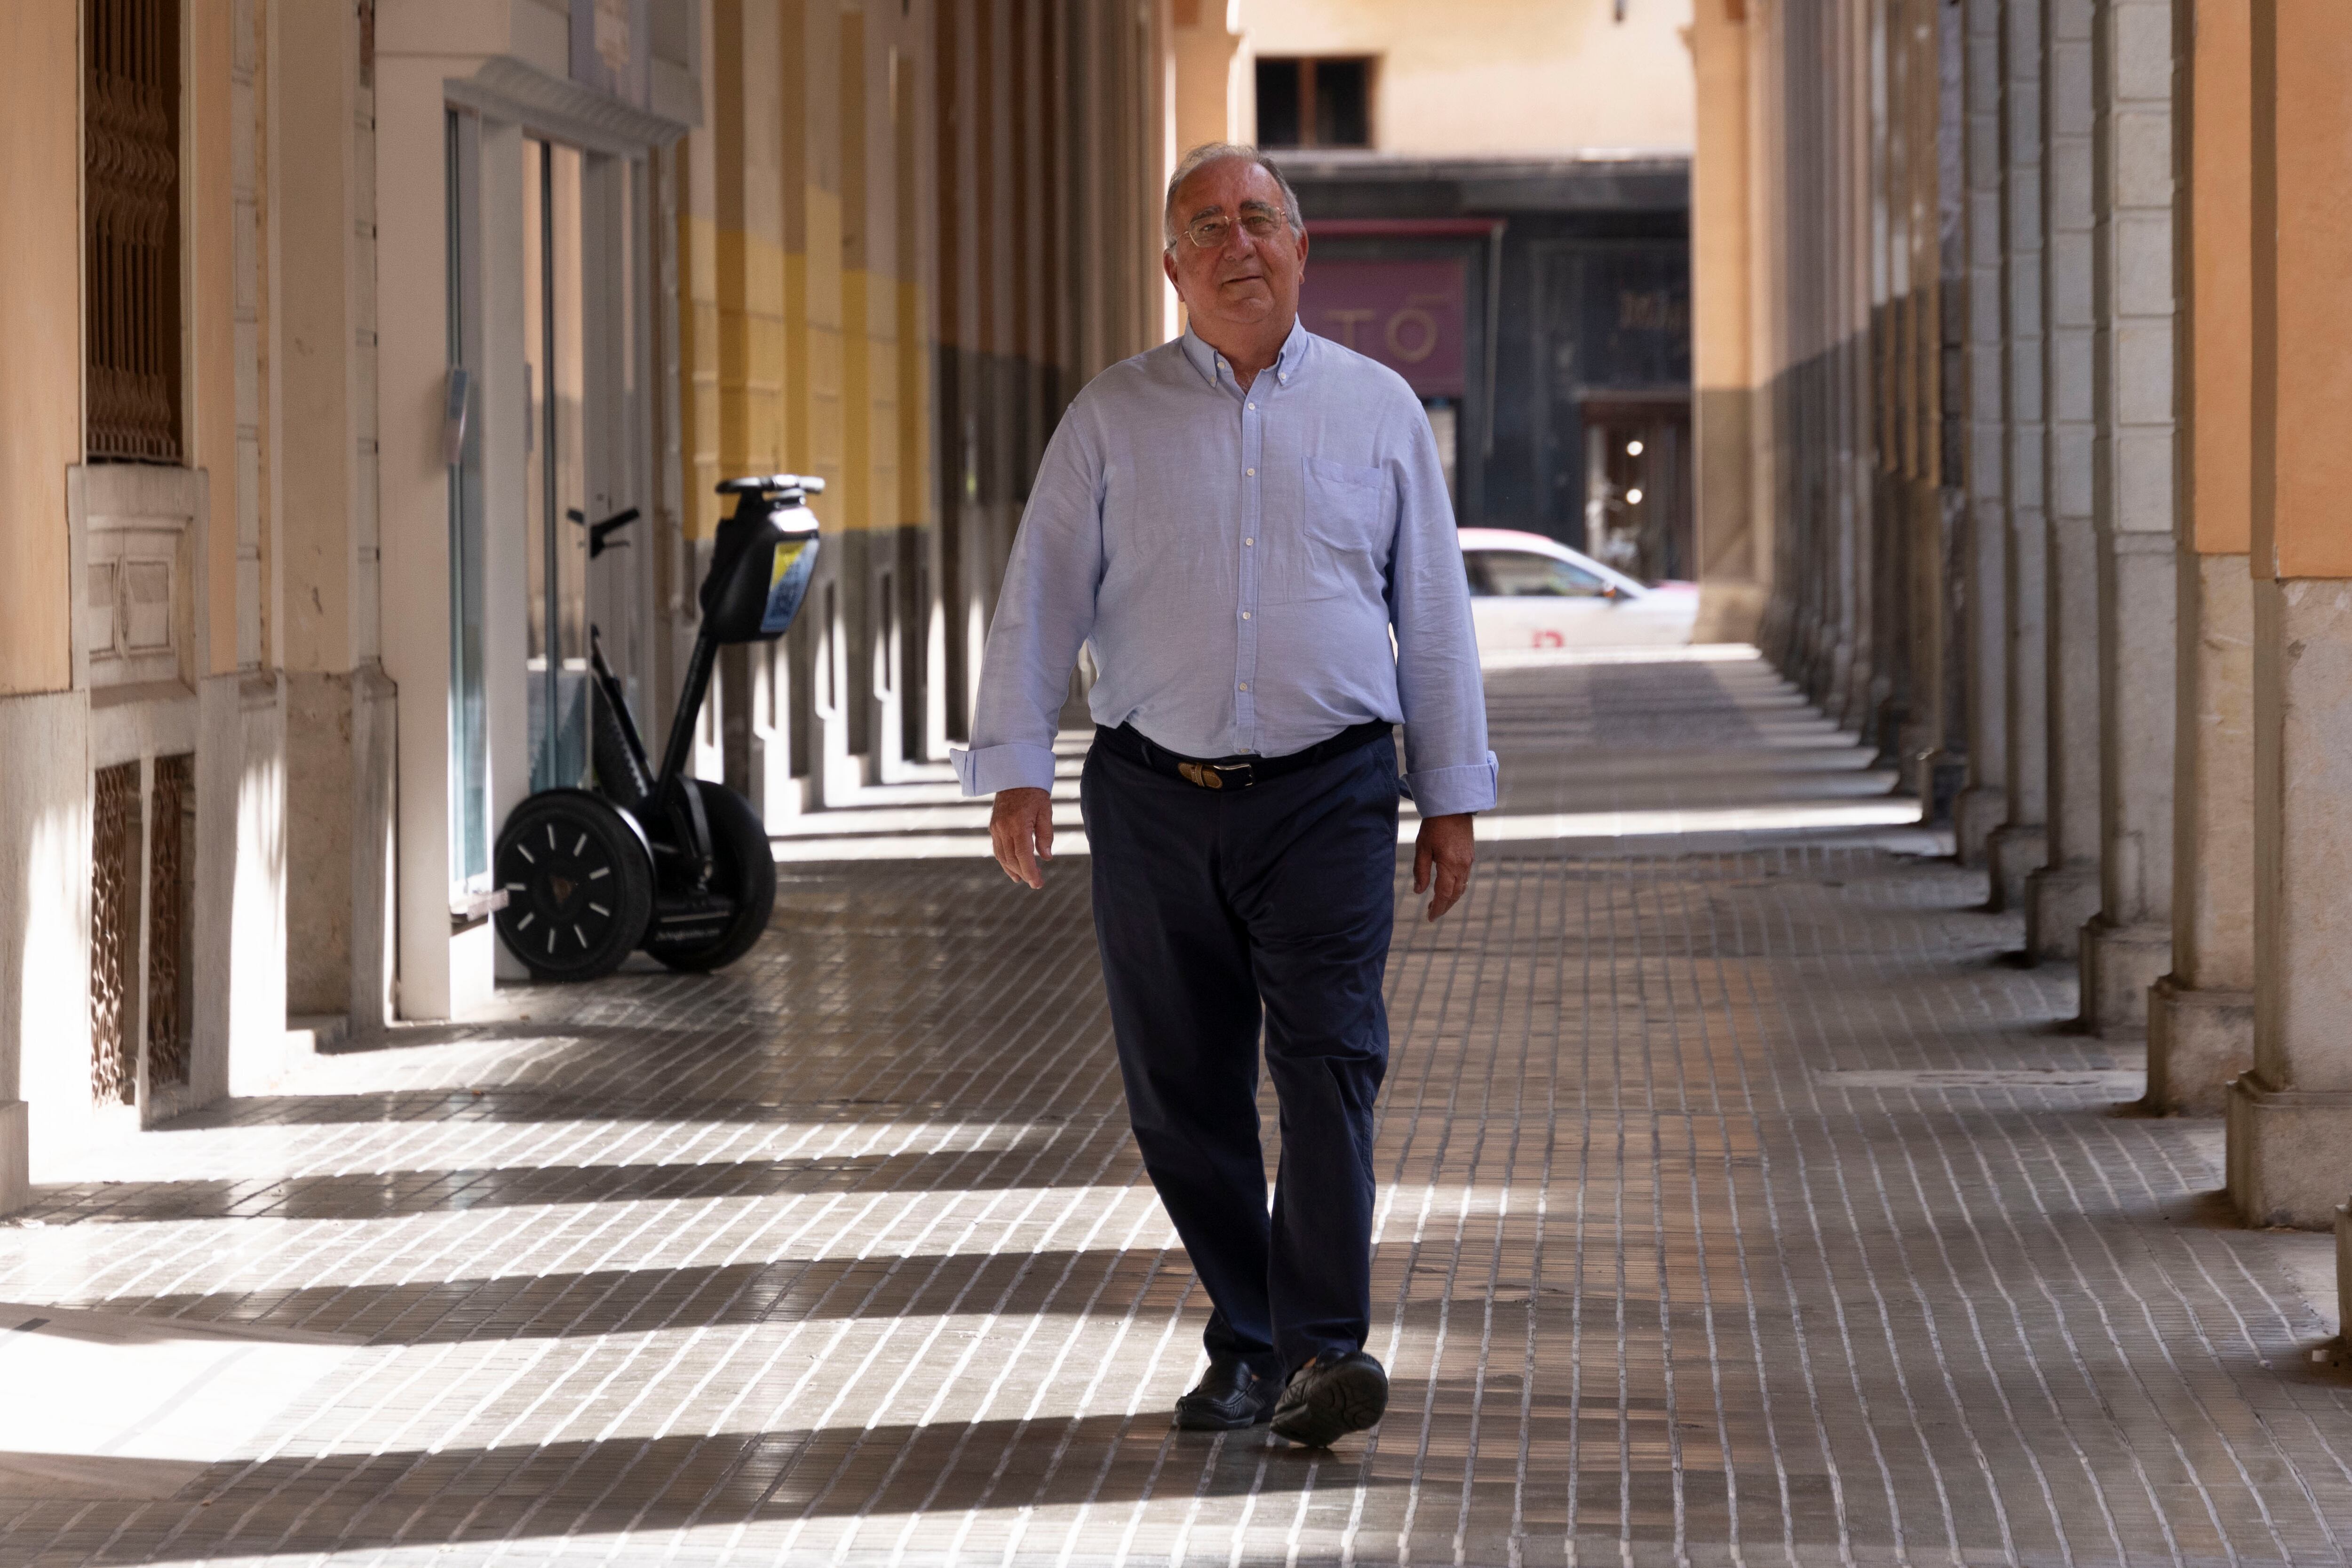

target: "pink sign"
[1299,257,1468,397]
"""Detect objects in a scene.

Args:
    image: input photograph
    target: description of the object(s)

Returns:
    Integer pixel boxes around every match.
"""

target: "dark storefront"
[1275,156,1692,581]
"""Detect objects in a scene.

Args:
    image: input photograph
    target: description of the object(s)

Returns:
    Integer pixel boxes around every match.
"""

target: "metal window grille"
[147,754,194,1087]
[91,762,142,1106]
[85,0,183,463]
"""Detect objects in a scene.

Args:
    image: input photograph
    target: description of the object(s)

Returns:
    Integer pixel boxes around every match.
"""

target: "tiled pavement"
[4,653,2350,1567]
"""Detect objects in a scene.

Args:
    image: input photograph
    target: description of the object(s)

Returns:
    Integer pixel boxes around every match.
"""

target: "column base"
[1984,823,2046,914]
[2025,863,2099,963]
[1692,581,1767,645]
[2079,918,2170,1037]
[2145,978,2252,1114]
[2226,1073,2352,1229]
[0,1100,25,1215]
[1953,785,2007,868]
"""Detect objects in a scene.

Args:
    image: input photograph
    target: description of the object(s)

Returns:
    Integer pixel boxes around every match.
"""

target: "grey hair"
[1162,142,1305,251]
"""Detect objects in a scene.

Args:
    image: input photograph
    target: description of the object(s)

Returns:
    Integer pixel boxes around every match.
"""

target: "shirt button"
[1247,402,1256,410]
[1238,683,1248,692]
[1244,538,1254,547]
[1246,467,1255,477]
[1241,611,1251,620]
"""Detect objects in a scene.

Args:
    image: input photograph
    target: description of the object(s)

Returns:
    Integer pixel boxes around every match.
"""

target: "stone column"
[190,0,290,1091]
[1690,0,1772,646]
[2148,0,2254,1112]
[0,0,85,1212]
[1816,0,1853,729]
[1987,0,2051,913]
[2024,0,2104,962]
[276,0,395,1035]
[2077,0,2179,1033]
[1833,0,1877,745]
[2225,0,2352,1230]
[1955,0,2010,864]
[1893,0,1955,806]
[1748,5,1794,672]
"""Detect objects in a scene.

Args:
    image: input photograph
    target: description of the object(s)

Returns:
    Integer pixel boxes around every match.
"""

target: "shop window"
[85,0,183,462]
[1255,57,1374,150]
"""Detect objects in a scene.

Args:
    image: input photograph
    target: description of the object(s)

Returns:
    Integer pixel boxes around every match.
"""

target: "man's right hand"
[989,787,1055,889]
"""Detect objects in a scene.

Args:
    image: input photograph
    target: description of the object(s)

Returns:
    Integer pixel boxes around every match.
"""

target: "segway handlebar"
[715,473,826,498]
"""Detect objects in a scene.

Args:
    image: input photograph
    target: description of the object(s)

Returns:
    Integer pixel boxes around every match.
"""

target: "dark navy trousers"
[1081,732,1398,1377]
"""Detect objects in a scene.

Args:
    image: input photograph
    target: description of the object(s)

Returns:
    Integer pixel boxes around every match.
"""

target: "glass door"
[523,137,590,793]
[445,110,490,899]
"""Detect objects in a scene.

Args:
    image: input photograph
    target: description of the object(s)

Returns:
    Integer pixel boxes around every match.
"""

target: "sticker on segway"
[761,536,818,636]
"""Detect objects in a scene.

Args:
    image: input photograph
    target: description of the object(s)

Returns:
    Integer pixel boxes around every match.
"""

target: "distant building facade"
[1173,0,1697,576]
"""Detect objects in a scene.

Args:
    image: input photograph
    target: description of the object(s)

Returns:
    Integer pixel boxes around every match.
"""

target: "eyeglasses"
[1180,211,1287,249]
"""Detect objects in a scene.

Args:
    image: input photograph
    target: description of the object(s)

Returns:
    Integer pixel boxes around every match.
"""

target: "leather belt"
[1094,719,1393,791]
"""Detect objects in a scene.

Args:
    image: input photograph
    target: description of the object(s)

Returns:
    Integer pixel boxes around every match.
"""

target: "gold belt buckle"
[1177,760,1253,789]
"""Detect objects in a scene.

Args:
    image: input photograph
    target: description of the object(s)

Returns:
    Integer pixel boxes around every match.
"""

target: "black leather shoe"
[1173,1358,1281,1430]
[1269,1350,1389,1447]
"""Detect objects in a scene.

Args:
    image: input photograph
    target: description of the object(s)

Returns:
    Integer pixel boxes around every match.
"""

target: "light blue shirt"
[951,320,1499,818]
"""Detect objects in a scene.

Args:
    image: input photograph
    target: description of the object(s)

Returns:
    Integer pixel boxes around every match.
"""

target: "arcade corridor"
[2,654,2345,1567]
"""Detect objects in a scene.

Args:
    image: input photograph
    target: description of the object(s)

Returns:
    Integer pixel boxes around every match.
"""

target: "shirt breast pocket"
[1279,457,1390,604]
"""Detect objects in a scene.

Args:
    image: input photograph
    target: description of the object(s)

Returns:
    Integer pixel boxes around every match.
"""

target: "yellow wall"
[2260,0,2352,580]
[1689,0,1749,400]
[680,0,922,540]
[0,0,81,697]
[2191,0,2251,559]
[1686,0,1759,618]
[1236,0,1695,157]
[1173,0,1244,155]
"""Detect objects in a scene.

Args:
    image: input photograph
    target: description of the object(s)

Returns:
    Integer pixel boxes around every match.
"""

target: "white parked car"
[1457,527,1697,654]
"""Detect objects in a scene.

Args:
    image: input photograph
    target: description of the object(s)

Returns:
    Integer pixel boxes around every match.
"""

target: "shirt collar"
[1179,317,1311,389]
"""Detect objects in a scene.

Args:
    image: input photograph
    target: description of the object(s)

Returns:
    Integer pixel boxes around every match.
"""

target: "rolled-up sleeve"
[1385,401,1499,817]
[951,412,1105,796]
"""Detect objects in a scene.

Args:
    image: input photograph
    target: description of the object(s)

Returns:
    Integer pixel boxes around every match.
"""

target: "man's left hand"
[1413,813,1476,922]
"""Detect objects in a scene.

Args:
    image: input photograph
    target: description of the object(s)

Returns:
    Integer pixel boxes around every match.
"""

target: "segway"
[493,475,824,981]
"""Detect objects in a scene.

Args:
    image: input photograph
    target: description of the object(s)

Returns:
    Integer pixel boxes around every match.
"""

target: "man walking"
[952,144,1495,1449]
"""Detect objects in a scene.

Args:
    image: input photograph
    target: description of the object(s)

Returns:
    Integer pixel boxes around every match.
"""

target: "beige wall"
[1235,0,1694,156]
[272,0,360,676]
[0,0,81,697]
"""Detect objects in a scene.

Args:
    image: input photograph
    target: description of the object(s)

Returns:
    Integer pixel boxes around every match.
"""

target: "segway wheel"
[493,790,654,981]
[651,780,777,973]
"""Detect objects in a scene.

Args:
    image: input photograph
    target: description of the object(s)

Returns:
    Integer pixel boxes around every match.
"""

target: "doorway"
[1580,398,1692,584]
[518,136,654,796]
[1529,239,1693,570]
